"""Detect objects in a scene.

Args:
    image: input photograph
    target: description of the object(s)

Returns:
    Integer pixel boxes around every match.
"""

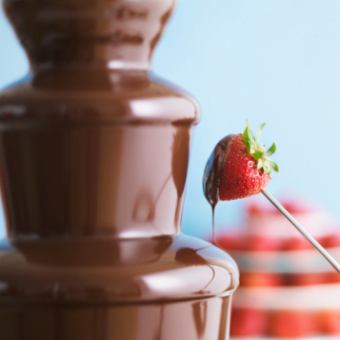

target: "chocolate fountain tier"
[0,69,198,124]
[0,71,199,240]
[4,0,176,70]
[0,235,238,303]
[0,235,238,340]
[0,70,239,340]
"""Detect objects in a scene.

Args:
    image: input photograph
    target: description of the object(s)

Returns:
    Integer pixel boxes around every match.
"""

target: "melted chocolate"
[0,0,239,338]
[203,136,233,208]
[202,136,233,241]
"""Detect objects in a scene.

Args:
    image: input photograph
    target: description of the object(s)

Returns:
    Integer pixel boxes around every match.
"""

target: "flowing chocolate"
[0,0,239,339]
[203,136,233,208]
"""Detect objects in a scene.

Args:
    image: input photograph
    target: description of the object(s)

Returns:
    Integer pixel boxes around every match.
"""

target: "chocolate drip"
[202,135,233,208]
[202,135,233,242]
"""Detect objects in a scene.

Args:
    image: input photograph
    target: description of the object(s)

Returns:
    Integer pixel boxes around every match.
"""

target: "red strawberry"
[240,272,283,287]
[282,236,313,251]
[231,308,268,336]
[270,310,316,337]
[215,234,243,251]
[243,234,282,252]
[319,310,340,334]
[203,122,278,204]
[292,272,335,286]
[319,233,340,248]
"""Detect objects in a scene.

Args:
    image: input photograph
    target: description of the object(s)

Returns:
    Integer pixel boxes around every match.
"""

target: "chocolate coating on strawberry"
[203,136,232,207]
[203,122,279,202]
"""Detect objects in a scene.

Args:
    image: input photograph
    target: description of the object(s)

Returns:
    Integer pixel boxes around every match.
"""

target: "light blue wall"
[1,1,340,238]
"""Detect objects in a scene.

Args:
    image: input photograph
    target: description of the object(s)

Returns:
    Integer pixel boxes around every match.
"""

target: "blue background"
[1,0,340,238]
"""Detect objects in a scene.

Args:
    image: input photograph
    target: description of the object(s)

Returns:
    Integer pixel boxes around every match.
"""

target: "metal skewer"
[261,189,340,274]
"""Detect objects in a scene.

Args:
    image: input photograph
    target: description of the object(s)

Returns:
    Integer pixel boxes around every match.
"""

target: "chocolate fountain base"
[0,235,238,340]
[0,297,231,340]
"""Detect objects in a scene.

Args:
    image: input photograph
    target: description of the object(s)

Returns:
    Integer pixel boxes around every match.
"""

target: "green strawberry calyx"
[242,121,279,175]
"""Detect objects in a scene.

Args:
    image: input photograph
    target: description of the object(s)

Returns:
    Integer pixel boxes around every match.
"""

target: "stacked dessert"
[216,199,340,339]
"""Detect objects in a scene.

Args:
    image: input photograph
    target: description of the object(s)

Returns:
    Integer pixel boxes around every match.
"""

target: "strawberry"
[243,234,282,252]
[270,310,317,337]
[319,310,340,334]
[291,272,336,286]
[203,122,278,204]
[240,272,283,287]
[319,233,340,248]
[215,233,243,251]
[231,308,268,336]
[282,236,313,251]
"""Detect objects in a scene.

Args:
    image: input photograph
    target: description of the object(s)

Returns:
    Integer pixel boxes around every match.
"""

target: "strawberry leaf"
[243,121,279,176]
[243,126,251,151]
[266,143,277,156]
[253,150,264,160]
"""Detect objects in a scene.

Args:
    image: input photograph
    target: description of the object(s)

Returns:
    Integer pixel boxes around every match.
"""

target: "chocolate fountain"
[0,0,239,339]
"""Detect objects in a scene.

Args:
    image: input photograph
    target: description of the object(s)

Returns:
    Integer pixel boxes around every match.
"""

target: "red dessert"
[213,197,340,338]
[231,308,268,336]
[216,234,243,251]
[241,273,283,287]
[319,310,340,334]
[269,310,316,337]
[291,273,335,286]
[242,235,282,252]
[282,236,313,251]
[320,233,340,248]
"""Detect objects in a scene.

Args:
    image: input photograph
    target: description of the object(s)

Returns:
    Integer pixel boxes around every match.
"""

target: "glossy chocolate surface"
[203,136,233,208]
[3,0,175,71]
[0,72,197,240]
[0,0,239,338]
[0,297,232,340]
[0,235,237,303]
